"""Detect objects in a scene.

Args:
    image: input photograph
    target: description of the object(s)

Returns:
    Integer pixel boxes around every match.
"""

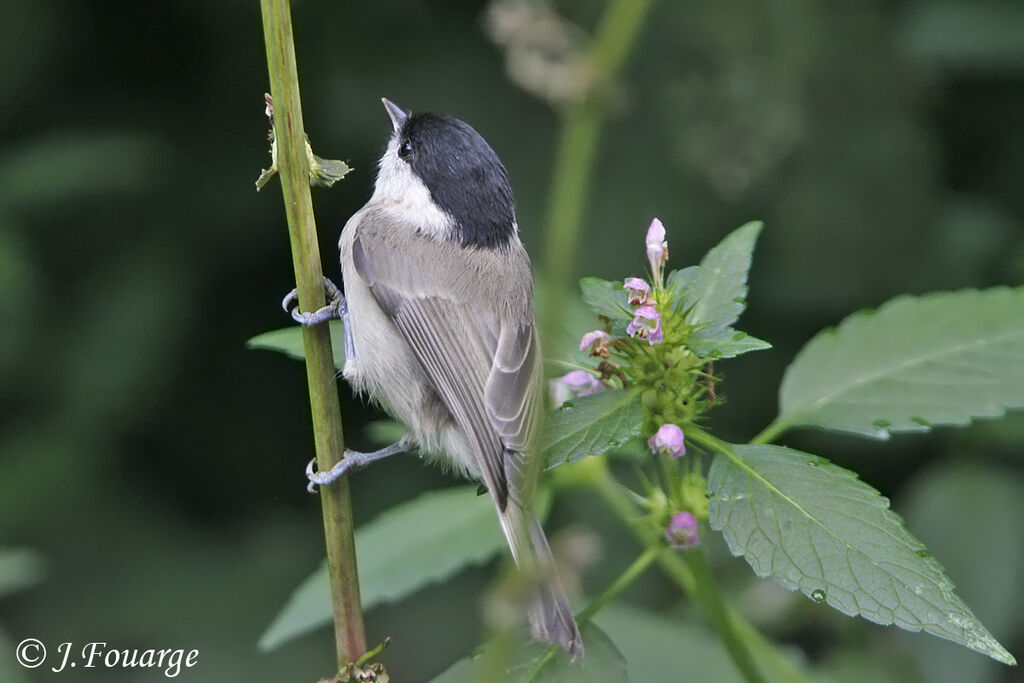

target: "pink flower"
[646,218,668,281]
[579,330,612,357]
[665,512,699,549]
[549,370,605,406]
[623,278,653,306]
[626,305,663,345]
[648,424,686,458]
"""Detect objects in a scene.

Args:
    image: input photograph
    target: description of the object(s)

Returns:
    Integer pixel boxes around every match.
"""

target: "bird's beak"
[381,98,407,132]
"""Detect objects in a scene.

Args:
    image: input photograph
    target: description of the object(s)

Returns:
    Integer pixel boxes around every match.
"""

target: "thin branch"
[258,0,366,668]
[539,0,656,337]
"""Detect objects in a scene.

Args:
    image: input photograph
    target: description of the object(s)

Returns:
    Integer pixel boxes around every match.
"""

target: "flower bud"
[579,330,612,357]
[626,305,663,345]
[549,370,604,406]
[623,278,653,306]
[648,423,686,458]
[665,512,700,549]
[646,218,669,282]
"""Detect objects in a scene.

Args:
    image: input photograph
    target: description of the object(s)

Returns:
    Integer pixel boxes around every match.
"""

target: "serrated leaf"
[260,485,508,650]
[579,277,632,334]
[543,390,644,469]
[246,320,346,370]
[687,328,772,360]
[707,443,1015,665]
[776,287,1024,438]
[666,266,700,308]
[430,623,626,683]
[681,221,762,332]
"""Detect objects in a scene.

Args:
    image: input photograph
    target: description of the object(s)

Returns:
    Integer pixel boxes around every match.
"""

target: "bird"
[283,98,584,658]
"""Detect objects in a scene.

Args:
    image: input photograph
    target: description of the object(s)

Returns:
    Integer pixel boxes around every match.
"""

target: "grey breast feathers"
[350,209,544,510]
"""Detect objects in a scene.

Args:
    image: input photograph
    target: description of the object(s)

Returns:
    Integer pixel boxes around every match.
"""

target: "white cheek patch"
[373,138,453,239]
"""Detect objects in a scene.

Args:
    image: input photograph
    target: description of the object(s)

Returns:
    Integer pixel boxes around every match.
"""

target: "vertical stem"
[683,549,768,683]
[539,0,656,337]
[657,553,810,683]
[259,0,366,667]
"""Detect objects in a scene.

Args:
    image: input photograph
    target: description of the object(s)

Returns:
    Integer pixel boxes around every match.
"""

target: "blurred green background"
[1,0,1022,681]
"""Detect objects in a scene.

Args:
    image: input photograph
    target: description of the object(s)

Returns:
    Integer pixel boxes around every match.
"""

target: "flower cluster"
[617,220,671,347]
[563,217,716,538]
[572,218,716,433]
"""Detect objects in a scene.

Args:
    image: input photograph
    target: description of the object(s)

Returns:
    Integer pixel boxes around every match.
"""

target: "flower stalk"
[258,0,366,668]
[539,0,656,338]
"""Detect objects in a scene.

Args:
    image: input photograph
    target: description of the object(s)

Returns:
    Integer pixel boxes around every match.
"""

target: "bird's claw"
[306,457,347,493]
[282,276,345,327]
[281,288,299,314]
[305,438,413,494]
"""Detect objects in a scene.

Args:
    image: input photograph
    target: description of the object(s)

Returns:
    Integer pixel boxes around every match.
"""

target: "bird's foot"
[282,276,346,326]
[305,436,415,493]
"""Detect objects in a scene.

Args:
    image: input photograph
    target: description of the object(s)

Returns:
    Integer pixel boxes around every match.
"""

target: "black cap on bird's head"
[378,98,516,250]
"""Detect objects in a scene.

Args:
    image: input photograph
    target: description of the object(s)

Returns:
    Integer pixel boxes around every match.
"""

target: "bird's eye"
[398,139,413,159]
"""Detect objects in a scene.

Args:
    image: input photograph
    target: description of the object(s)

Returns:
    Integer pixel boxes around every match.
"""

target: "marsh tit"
[283,99,583,658]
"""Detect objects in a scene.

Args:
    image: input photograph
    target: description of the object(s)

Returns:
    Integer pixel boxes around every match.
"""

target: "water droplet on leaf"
[811,589,826,603]
[872,419,892,430]
[911,416,931,427]
[915,548,932,559]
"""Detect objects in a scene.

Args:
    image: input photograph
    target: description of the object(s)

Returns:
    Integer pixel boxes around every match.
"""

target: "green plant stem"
[577,545,661,626]
[750,418,790,445]
[658,453,683,508]
[591,464,807,683]
[525,546,662,682]
[683,548,768,683]
[259,0,365,667]
[657,552,810,683]
[540,0,656,337]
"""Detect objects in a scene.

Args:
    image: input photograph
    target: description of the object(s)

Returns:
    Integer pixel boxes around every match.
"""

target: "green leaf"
[260,485,510,650]
[246,320,346,370]
[596,604,806,683]
[898,465,1024,683]
[543,390,644,469]
[579,277,632,334]
[430,623,627,683]
[669,223,769,359]
[776,287,1024,438]
[707,443,1015,665]
[0,630,30,683]
[308,151,352,188]
[687,328,771,360]
[666,266,699,307]
[0,548,44,599]
[0,133,164,208]
[680,221,762,332]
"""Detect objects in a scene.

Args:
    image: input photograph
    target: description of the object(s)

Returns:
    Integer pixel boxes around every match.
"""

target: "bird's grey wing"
[352,221,541,510]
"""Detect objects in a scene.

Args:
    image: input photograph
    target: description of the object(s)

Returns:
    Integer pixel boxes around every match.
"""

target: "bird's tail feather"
[497,503,584,659]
